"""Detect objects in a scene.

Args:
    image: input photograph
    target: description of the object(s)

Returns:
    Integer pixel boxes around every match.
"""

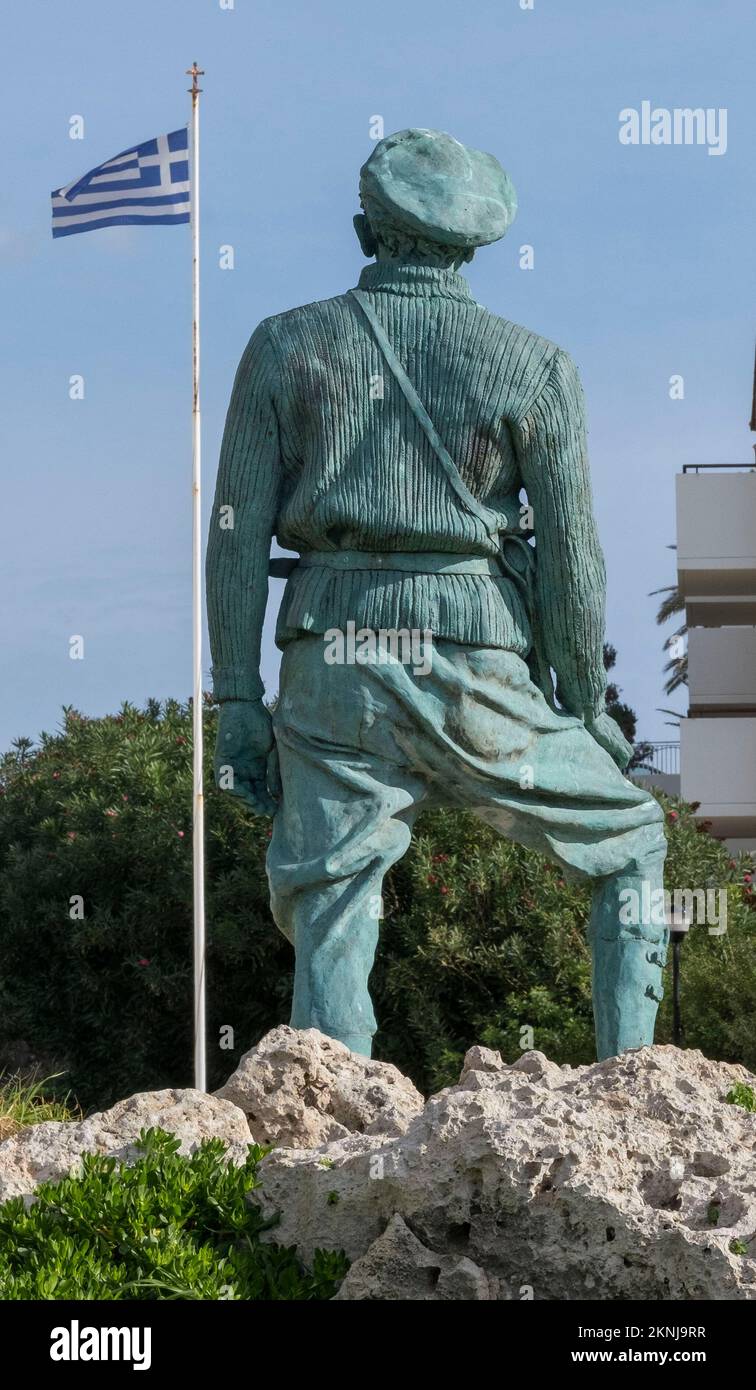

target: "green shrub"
[653,807,756,1073]
[0,704,291,1108]
[0,702,753,1107]
[0,1127,347,1300]
[725,1082,756,1113]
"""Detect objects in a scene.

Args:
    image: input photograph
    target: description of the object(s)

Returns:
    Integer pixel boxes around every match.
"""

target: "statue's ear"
[353,212,378,258]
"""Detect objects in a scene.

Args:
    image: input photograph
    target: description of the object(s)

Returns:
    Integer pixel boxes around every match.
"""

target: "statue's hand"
[584,711,633,771]
[214,700,280,816]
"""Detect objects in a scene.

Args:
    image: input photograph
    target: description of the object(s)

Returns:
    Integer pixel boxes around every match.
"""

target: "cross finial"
[187,62,204,94]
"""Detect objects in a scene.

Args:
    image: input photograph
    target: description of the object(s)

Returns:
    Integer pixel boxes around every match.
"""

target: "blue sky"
[2,0,754,750]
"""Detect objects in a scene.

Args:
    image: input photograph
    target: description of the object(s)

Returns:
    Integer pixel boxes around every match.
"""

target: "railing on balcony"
[634,741,680,776]
[682,462,756,473]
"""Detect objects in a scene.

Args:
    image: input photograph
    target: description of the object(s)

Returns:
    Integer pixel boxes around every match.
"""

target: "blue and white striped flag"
[51,128,190,238]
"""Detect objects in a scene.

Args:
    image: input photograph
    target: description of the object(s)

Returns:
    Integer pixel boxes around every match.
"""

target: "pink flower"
[52,772,60,780]
[67,831,77,840]
[122,794,129,801]
[105,809,118,818]
[440,885,448,896]
[177,830,185,838]
[667,811,678,822]
[137,957,150,967]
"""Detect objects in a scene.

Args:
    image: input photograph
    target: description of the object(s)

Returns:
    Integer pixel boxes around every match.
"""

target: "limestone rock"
[0,1089,251,1204]
[333,1213,491,1300]
[256,1045,756,1300]
[215,1025,424,1148]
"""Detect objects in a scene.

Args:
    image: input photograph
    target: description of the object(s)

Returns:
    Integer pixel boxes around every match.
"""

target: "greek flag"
[51,128,190,238]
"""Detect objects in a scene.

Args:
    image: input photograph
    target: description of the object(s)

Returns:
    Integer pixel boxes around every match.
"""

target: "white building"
[675,462,756,855]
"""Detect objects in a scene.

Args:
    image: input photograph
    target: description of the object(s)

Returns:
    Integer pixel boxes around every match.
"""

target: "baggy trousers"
[268,635,668,1060]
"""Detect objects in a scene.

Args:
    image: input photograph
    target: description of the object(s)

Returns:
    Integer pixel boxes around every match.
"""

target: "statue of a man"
[207,128,667,1061]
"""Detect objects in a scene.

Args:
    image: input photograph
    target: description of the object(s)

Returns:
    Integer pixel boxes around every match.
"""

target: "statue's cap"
[359,128,517,249]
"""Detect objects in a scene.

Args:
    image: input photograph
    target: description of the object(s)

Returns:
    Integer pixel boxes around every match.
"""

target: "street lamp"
[667,904,692,1047]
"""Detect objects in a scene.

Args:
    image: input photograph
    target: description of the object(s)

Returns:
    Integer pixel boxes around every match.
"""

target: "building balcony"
[676,466,756,625]
[680,716,756,848]
[687,627,756,712]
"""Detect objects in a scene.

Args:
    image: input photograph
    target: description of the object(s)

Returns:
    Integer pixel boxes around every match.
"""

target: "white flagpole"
[188,61,206,1091]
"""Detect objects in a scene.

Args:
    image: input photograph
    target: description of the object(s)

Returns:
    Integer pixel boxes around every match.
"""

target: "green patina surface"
[206,129,667,1060]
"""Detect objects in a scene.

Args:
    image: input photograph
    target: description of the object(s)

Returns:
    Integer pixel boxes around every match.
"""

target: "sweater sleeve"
[511,348,607,720]
[206,321,281,702]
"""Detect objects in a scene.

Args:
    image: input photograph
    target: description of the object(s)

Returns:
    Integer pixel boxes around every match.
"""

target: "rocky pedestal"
[214,1025,424,1147]
[255,1037,756,1301]
[1,1028,754,1300]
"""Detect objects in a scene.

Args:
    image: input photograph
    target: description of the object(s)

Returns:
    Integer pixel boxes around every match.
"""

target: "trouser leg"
[286,801,412,1056]
[268,716,422,1056]
[429,646,671,1062]
[588,845,669,1060]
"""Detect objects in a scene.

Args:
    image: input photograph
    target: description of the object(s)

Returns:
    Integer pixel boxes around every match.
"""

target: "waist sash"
[297,550,505,576]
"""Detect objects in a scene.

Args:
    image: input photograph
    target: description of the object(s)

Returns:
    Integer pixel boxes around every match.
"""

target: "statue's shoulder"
[474,302,563,364]
[261,291,356,336]
[263,294,560,350]
[470,305,572,411]
[258,297,571,409]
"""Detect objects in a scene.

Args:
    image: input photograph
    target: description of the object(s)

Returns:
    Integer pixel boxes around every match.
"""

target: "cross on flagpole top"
[187,62,204,94]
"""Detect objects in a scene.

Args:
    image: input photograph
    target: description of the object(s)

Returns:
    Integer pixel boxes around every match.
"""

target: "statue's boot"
[588,862,668,1061]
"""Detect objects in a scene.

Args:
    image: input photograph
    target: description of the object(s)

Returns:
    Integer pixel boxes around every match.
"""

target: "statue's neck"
[374,249,463,271]
[357,261,472,301]
[376,249,433,267]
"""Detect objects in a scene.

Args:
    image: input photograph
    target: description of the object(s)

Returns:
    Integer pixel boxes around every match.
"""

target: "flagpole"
[188,61,206,1092]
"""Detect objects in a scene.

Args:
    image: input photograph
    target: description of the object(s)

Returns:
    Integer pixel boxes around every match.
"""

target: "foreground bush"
[0,1128,347,1300]
[0,702,753,1105]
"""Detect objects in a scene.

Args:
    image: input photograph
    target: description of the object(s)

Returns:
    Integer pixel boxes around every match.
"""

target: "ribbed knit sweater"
[206,261,607,719]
